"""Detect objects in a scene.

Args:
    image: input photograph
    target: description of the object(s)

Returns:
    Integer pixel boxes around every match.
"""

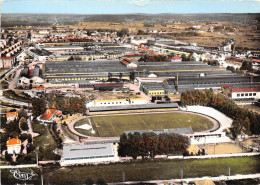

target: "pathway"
[27,116,39,139]
[0,90,32,107]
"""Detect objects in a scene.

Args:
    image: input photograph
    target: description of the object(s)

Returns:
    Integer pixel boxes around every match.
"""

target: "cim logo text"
[10,169,36,180]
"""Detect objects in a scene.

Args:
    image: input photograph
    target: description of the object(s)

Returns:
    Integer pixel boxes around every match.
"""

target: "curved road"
[0,90,32,107]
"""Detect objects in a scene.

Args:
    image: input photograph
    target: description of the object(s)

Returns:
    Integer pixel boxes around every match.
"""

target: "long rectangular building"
[60,142,119,166]
[43,60,131,82]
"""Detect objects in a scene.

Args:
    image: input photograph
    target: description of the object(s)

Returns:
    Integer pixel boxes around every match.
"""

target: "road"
[0,90,32,107]
[0,63,21,82]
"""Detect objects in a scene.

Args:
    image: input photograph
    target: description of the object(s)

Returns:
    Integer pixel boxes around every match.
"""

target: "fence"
[0,164,38,169]
[167,152,260,160]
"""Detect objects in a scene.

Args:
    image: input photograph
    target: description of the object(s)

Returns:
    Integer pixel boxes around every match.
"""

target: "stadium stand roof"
[88,103,178,112]
[124,127,194,135]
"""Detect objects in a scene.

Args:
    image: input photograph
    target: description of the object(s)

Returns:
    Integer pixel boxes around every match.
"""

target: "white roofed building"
[60,142,119,166]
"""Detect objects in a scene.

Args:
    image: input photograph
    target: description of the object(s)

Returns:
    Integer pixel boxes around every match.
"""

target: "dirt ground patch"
[201,143,243,155]
[56,113,82,124]
[241,137,260,151]
[187,144,200,155]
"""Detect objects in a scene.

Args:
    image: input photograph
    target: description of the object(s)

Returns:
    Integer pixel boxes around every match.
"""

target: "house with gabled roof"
[37,108,62,123]
[6,111,18,122]
[6,138,21,154]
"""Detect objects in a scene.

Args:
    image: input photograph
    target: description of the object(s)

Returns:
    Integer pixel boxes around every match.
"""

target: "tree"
[240,61,252,71]
[0,116,7,129]
[96,178,107,185]
[130,71,135,82]
[5,154,12,162]
[214,26,223,32]
[118,133,128,157]
[180,89,260,136]
[52,24,57,31]
[181,54,188,61]
[128,132,143,159]
[32,97,46,117]
[119,73,123,81]
[117,29,128,37]
[226,66,235,72]
[85,178,94,185]
[137,30,146,35]
[108,73,112,82]
[18,109,28,119]
[142,132,158,159]
[68,56,82,61]
[27,143,35,153]
[5,119,20,136]
[19,117,28,131]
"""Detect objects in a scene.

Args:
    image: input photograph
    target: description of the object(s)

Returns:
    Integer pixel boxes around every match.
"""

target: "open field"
[202,143,244,155]
[75,112,214,137]
[44,156,260,184]
[165,31,260,49]
[32,122,58,160]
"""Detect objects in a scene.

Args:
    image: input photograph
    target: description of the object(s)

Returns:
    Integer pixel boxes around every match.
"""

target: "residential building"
[6,112,18,122]
[223,85,260,100]
[37,108,62,123]
[6,138,22,155]
[171,56,182,62]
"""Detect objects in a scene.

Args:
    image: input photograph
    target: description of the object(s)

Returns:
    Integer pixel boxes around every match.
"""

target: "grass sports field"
[45,156,260,184]
[74,112,214,137]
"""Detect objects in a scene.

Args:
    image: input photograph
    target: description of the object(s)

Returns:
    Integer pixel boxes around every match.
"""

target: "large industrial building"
[42,59,260,96]
[60,141,119,166]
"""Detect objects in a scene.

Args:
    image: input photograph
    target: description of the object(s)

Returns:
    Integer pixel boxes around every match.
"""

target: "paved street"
[0,90,32,106]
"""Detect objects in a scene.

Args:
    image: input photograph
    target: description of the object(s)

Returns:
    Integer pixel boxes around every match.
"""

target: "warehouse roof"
[62,143,114,160]
[30,49,52,56]
[124,127,194,135]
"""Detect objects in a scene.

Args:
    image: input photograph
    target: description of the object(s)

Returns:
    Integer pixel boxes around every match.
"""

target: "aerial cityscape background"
[0,0,260,185]
[2,0,260,14]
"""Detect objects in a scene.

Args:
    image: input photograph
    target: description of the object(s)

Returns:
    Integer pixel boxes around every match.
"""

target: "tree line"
[32,94,86,117]
[180,89,260,137]
[48,94,86,115]
[118,132,190,159]
[138,54,170,62]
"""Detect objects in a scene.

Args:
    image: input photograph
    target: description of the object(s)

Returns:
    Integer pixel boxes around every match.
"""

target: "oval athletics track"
[67,110,220,139]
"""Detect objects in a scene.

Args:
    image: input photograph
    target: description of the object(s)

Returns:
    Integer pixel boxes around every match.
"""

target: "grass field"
[45,156,260,184]
[32,122,58,160]
[74,112,214,137]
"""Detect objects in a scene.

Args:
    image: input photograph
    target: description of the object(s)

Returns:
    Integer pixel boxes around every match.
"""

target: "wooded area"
[180,89,260,137]
[118,132,190,159]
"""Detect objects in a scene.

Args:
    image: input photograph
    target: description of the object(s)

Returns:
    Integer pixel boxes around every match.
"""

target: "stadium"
[71,105,233,145]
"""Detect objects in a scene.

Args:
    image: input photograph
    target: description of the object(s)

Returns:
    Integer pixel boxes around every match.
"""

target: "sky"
[1,0,260,14]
